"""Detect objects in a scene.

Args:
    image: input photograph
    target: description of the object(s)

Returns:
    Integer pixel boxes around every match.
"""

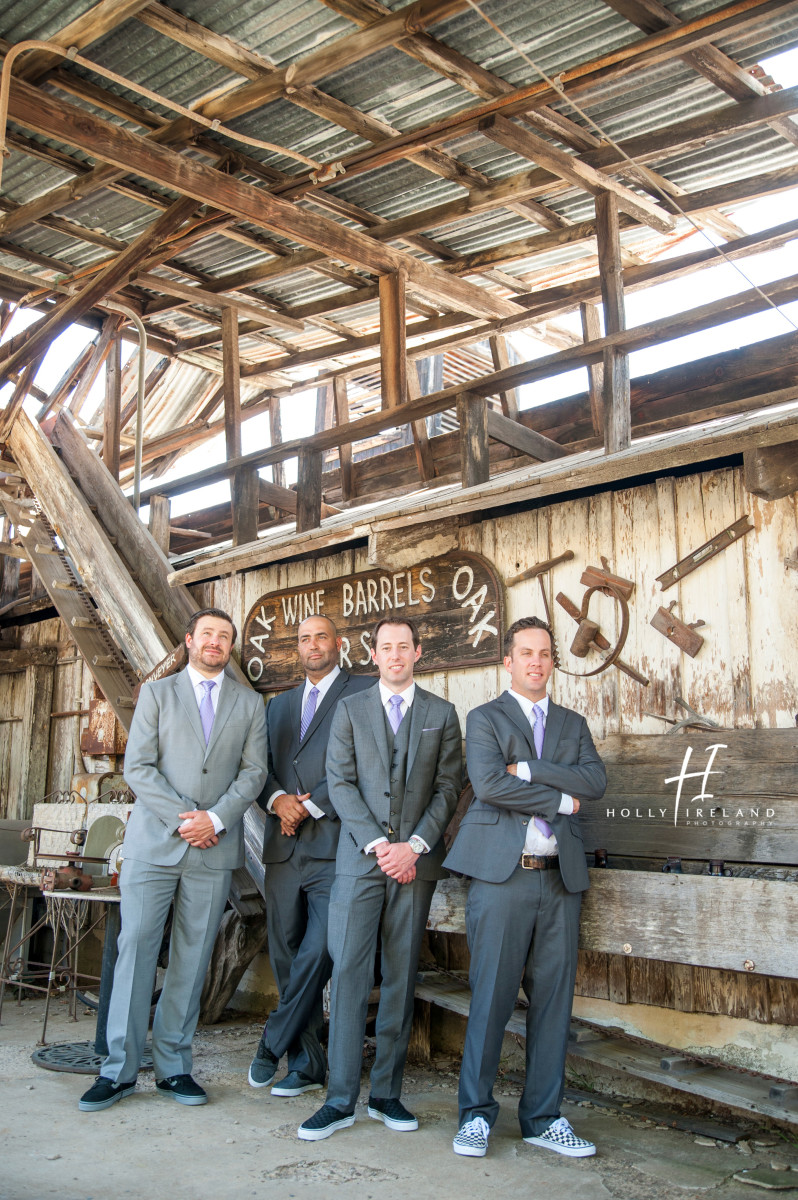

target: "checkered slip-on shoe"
[523,1116,596,1157]
[453,1115,490,1157]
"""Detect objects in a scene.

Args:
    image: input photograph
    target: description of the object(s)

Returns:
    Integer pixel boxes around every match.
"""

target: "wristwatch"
[408,835,427,855]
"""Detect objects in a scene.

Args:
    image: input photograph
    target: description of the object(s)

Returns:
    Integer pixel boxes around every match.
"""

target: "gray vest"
[383,704,410,841]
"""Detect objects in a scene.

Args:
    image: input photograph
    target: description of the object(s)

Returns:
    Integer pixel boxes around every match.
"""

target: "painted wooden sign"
[242,551,503,691]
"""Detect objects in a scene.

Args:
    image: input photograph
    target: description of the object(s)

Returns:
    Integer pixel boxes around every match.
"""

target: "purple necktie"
[388,694,404,734]
[300,686,319,740]
[199,680,216,745]
[532,703,553,839]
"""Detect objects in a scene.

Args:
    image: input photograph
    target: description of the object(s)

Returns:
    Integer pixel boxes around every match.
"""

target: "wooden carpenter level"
[656,515,754,590]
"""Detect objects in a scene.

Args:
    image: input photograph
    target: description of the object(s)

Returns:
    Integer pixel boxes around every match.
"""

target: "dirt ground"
[1,997,797,1200]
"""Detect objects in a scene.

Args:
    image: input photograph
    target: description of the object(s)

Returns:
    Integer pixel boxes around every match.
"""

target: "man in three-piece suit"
[248,615,375,1097]
[445,616,606,1159]
[79,608,268,1112]
[298,616,462,1141]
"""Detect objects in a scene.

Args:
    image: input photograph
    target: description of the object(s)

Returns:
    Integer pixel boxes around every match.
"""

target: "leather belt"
[520,853,559,871]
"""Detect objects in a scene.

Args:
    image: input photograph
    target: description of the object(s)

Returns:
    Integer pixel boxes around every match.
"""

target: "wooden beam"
[486,408,567,462]
[314,383,335,434]
[222,307,258,547]
[743,441,798,499]
[485,115,674,233]
[457,391,490,488]
[379,270,408,409]
[488,335,520,418]
[0,647,58,673]
[102,333,122,481]
[296,448,323,533]
[13,1,153,80]
[595,192,630,453]
[133,271,305,334]
[269,397,286,490]
[0,355,44,443]
[332,377,355,502]
[406,362,436,483]
[0,195,197,387]
[6,78,520,323]
[66,314,121,419]
[580,302,605,437]
[147,492,171,555]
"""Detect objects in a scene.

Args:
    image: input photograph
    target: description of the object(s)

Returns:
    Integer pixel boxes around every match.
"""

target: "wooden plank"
[457,392,490,488]
[580,302,605,437]
[18,663,54,815]
[485,115,675,233]
[333,377,354,501]
[296,448,323,534]
[406,361,435,483]
[596,192,630,453]
[487,408,567,462]
[258,479,340,519]
[743,442,798,500]
[488,335,519,418]
[379,270,407,409]
[102,333,121,481]
[147,493,171,555]
[0,648,57,674]
[222,307,258,546]
[6,78,520,323]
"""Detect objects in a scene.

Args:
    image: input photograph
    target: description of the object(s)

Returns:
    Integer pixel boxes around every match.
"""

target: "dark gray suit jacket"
[444,693,606,892]
[123,667,268,871]
[327,683,462,881]
[258,669,376,863]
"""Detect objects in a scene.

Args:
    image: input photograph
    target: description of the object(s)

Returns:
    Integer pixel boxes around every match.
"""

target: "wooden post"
[102,333,122,481]
[595,192,630,453]
[406,361,435,482]
[69,315,121,420]
[18,662,55,817]
[314,383,335,433]
[222,307,258,546]
[379,270,407,409]
[579,301,606,438]
[488,335,520,418]
[147,492,171,555]
[333,376,354,501]
[268,396,285,490]
[296,447,323,533]
[457,391,490,488]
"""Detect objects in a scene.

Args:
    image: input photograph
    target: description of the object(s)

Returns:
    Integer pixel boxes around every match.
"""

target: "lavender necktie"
[388,694,404,734]
[532,703,553,840]
[300,686,319,740]
[199,679,216,745]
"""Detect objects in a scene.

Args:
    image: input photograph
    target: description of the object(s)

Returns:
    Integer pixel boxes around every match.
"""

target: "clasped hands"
[177,810,219,849]
[273,792,312,836]
[374,840,417,884]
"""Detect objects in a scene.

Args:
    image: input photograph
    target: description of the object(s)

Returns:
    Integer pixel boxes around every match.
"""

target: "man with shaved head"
[249,615,376,1097]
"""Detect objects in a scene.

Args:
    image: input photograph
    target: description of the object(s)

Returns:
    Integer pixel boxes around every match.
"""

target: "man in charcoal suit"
[298,616,462,1141]
[248,615,375,1096]
[445,616,606,1158]
[79,608,268,1111]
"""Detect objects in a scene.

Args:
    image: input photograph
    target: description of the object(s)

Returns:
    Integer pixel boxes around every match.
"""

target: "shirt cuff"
[364,836,389,854]
[558,794,574,815]
[266,789,287,813]
[516,760,531,782]
[411,835,430,853]
[208,811,224,834]
[303,799,325,820]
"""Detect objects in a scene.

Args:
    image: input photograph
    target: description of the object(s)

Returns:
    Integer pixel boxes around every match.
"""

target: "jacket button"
[202,768,208,775]
[381,821,388,828]
[384,791,390,798]
[522,819,528,825]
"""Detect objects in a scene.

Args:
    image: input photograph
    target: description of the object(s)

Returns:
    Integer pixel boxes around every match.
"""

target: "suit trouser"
[261,845,335,1082]
[458,864,581,1137]
[325,868,436,1112]
[102,848,231,1083]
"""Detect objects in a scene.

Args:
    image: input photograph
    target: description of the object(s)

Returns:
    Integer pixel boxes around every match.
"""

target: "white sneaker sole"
[453,1139,487,1157]
[297,1114,355,1141]
[523,1135,595,1157]
[248,1066,276,1089]
[78,1083,136,1112]
[368,1106,418,1131]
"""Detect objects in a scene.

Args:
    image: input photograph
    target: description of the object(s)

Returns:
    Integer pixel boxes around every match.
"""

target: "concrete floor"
[1,997,796,1200]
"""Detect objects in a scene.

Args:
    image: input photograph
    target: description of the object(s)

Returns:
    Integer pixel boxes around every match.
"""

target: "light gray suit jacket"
[326,684,462,881]
[123,668,268,871]
[444,693,606,892]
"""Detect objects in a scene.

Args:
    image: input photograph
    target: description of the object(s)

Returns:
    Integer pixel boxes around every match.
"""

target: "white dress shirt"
[364,681,429,855]
[268,665,342,819]
[184,664,225,834]
[505,688,574,856]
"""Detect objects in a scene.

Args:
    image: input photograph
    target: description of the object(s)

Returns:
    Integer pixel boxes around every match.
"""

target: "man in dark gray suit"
[79,608,267,1112]
[445,616,606,1159]
[298,616,461,1141]
[248,615,375,1097]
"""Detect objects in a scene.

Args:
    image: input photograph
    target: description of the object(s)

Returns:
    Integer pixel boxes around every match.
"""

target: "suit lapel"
[366,687,391,774]
[288,681,304,749]
[406,686,429,779]
[301,670,347,747]
[496,691,538,759]
[205,677,239,757]
[543,700,566,754]
[176,668,206,751]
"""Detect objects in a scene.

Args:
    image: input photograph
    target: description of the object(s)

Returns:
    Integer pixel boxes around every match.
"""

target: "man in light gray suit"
[248,615,375,1097]
[298,616,461,1141]
[445,616,606,1159]
[79,608,267,1111]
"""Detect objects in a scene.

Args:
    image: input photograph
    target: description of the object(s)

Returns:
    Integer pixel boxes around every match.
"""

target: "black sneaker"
[271,1070,323,1097]
[248,1036,279,1088]
[297,1103,356,1141]
[155,1074,208,1106]
[78,1076,136,1112]
[367,1096,419,1131]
